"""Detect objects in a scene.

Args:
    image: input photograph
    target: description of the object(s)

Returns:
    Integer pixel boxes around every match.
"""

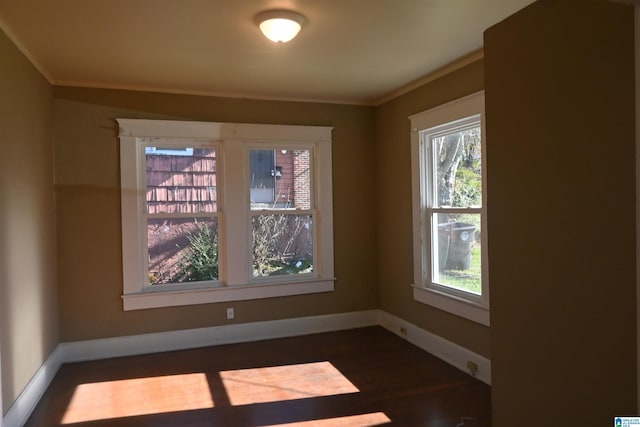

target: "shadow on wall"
[0,189,58,413]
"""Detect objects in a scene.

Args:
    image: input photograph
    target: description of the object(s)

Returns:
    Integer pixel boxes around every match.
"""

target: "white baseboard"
[60,310,379,363]
[377,310,491,385]
[3,309,491,426]
[3,346,64,427]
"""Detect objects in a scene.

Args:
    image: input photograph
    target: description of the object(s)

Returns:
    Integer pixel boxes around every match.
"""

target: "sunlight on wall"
[220,361,359,405]
[61,373,213,424]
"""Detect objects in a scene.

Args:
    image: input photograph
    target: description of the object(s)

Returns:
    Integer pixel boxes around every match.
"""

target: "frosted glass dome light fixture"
[255,10,306,43]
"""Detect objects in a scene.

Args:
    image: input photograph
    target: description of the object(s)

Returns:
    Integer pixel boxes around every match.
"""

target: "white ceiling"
[0,0,536,105]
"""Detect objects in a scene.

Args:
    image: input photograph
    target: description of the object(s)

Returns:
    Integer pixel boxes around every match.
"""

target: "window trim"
[409,91,490,326]
[117,119,334,311]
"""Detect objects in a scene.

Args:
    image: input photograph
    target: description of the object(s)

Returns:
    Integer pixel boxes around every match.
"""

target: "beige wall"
[3,0,638,421]
[374,60,491,358]
[485,0,636,424]
[53,87,379,341]
[0,30,59,411]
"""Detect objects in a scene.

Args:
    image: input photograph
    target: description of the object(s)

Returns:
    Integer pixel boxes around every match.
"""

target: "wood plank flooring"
[25,327,491,426]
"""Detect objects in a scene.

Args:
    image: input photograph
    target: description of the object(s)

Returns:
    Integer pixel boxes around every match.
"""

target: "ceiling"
[0,0,536,105]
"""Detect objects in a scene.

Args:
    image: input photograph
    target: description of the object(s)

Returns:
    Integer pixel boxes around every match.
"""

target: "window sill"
[123,278,335,311]
[412,284,490,326]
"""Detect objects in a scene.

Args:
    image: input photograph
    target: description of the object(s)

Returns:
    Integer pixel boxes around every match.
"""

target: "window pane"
[433,127,481,208]
[250,149,311,210]
[148,217,218,284]
[252,214,313,277]
[146,147,217,214]
[433,213,481,294]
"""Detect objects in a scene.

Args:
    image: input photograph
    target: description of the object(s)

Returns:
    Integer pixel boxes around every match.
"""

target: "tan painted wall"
[52,87,378,341]
[485,0,636,424]
[0,30,59,411]
[374,60,491,358]
[6,1,636,421]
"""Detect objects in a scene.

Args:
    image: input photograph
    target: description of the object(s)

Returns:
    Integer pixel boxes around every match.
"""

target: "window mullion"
[249,209,314,216]
[431,207,483,214]
[224,140,249,286]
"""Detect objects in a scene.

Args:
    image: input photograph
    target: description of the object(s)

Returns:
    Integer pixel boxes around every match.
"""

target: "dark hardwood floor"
[25,327,491,426]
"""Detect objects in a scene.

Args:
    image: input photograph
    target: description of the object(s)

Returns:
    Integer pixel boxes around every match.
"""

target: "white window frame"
[117,119,334,311]
[409,91,489,326]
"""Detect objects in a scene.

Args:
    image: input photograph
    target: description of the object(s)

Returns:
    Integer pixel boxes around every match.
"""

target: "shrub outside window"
[409,92,489,326]
[118,120,334,311]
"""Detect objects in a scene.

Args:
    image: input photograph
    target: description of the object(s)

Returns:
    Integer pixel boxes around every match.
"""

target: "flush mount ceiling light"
[255,10,306,43]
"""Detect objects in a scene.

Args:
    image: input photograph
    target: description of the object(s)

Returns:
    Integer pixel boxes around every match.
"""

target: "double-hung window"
[118,119,334,311]
[409,91,489,326]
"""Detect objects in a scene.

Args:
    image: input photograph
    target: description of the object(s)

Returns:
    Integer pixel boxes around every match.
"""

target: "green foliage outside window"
[179,223,219,281]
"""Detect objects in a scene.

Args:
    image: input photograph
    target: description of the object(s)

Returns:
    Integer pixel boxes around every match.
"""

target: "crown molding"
[0,17,54,84]
[372,49,484,106]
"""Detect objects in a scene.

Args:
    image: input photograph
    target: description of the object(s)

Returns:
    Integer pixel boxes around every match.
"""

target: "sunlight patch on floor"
[264,412,392,426]
[220,361,359,405]
[61,373,213,424]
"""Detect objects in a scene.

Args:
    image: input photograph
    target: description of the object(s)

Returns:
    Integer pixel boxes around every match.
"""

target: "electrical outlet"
[466,360,478,377]
[227,307,234,320]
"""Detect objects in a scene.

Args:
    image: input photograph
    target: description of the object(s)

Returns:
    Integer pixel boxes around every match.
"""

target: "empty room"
[0,1,637,426]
